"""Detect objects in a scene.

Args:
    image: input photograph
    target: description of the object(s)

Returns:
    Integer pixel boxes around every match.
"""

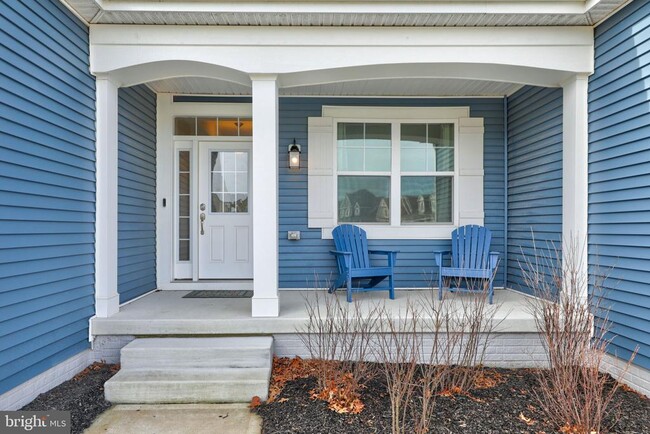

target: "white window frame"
[333,117,459,224]
[320,106,475,240]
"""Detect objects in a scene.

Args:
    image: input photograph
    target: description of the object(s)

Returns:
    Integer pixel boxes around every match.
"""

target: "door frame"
[156,95,254,290]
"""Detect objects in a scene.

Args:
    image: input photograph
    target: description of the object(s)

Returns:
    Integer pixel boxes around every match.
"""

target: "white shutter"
[307,117,335,228]
[457,117,485,226]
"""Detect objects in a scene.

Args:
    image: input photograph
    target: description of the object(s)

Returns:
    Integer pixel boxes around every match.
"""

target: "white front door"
[197,141,253,279]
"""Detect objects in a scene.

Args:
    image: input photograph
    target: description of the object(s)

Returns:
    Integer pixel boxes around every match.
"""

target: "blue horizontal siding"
[590,0,650,370]
[0,0,95,395]
[278,97,505,289]
[506,86,563,295]
[118,85,157,303]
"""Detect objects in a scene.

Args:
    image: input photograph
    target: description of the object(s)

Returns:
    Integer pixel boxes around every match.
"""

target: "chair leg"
[346,274,353,303]
[388,274,395,300]
[438,268,443,301]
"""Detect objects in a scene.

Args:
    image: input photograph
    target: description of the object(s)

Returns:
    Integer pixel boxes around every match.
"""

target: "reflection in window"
[400,176,453,223]
[338,176,390,223]
[400,123,454,172]
[337,123,391,172]
[174,117,252,136]
[211,151,249,213]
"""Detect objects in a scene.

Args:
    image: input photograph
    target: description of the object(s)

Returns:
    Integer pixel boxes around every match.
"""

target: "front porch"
[91,289,547,369]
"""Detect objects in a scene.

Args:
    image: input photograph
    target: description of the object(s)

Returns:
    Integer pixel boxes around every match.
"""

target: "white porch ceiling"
[63,0,627,26]
[145,76,524,97]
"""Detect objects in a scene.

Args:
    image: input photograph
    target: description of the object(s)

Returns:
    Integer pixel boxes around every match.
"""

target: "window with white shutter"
[307,107,484,239]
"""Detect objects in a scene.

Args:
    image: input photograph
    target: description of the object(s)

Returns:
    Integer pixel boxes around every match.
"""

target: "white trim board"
[0,350,93,411]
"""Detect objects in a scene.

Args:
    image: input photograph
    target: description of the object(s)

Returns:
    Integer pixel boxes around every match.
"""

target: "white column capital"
[249,73,279,82]
[95,78,120,317]
[251,75,280,317]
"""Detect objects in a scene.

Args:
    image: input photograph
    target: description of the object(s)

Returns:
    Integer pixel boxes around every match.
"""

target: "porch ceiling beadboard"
[117,85,157,303]
[589,0,650,370]
[506,86,563,295]
[0,0,96,395]
[63,0,627,26]
[278,97,505,289]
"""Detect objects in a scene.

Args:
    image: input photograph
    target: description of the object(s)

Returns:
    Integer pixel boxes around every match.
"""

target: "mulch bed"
[21,362,119,434]
[254,358,650,434]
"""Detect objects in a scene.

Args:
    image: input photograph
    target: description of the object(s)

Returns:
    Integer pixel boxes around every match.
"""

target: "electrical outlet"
[287,231,301,240]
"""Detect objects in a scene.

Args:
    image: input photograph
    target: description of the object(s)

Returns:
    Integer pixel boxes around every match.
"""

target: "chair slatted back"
[332,224,370,269]
[451,225,492,269]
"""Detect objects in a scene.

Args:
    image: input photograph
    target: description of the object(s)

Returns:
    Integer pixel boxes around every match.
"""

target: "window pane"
[236,194,249,212]
[179,240,190,261]
[365,148,391,171]
[197,118,217,136]
[401,148,427,172]
[400,124,426,146]
[337,123,364,148]
[179,217,190,239]
[428,123,454,147]
[338,147,364,172]
[338,176,390,223]
[179,195,190,217]
[236,173,248,193]
[365,123,391,148]
[211,193,224,213]
[401,176,453,223]
[223,193,237,212]
[179,151,190,171]
[400,123,432,172]
[218,118,239,136]
[211,173,223,193]
[175,117,196,135]
[435,147,454,172]
[179,173,190,194]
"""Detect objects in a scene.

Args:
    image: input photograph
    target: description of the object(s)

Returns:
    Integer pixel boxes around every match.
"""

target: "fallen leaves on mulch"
[262,357,365,415]
[474,369,507,389]
[73,361,120,381]
[519,412,537,426]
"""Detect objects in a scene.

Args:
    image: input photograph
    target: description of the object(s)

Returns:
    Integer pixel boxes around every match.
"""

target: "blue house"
[1,0,649,409]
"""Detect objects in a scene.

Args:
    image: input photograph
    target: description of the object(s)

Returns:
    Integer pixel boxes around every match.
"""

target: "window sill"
[321,225,457,240]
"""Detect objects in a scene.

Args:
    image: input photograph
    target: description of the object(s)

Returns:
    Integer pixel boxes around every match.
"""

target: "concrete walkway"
[84,404,261,434]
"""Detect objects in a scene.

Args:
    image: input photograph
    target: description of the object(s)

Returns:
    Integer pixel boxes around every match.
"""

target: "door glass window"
[211,151,249,213]
[178,150,191,261]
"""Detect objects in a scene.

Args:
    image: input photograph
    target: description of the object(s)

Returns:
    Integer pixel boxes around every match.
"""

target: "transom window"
[336,121,455,225]
[174,117,252,136]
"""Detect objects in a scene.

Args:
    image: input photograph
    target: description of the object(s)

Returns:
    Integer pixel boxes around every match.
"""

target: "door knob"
[200,203,206,211]
[200,213,206,235]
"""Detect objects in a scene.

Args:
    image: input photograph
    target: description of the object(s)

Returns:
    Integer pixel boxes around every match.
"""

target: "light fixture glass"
[288,140,301,170]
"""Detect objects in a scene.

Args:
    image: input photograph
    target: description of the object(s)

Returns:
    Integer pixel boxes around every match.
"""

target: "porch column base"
[96,293,120,318]
[251,296,280,317]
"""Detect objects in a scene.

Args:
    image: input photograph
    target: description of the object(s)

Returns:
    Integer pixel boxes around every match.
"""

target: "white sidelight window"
[308,106,484,240]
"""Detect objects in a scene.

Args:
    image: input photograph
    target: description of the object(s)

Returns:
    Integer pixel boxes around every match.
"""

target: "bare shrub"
[376,301,422,434]
[520,236,637,433]
[297,290,381,412]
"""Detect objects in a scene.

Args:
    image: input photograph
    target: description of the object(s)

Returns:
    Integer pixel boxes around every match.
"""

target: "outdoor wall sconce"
[288,139,301,170]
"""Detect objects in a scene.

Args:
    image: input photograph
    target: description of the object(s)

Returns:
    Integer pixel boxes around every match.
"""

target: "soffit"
[146,76,524,97]
[63,0,628,26]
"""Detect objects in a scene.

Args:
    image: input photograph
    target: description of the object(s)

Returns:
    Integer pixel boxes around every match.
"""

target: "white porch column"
[562,74,589,298]
[95,77,120,317]
[251,74,280,317]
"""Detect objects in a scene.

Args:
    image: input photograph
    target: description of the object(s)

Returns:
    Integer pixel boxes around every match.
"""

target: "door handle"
[200,213,206,235]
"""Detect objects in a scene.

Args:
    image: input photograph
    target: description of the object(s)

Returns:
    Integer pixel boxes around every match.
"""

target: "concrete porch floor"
[91,289,539,336]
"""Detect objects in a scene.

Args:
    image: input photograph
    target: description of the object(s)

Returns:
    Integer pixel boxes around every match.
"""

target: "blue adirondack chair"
[434,225,499,304]
[328,224,398,302]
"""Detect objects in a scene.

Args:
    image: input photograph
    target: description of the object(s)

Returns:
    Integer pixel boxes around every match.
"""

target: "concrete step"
[120,337,273,370]
[105,337,274,404]
[104,367,272,404]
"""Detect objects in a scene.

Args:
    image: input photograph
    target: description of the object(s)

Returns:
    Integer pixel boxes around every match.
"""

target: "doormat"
[183,290,253,298]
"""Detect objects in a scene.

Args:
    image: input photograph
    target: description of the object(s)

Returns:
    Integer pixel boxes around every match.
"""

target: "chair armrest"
[368,250,398,267]
[489,251,500,269]
[330,250,352,256]
[368,250,399,255]
[434,250,451,266]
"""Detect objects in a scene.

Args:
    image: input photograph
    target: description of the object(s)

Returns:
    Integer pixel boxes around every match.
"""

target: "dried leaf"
[249,396,262,408]
[519,412,537,426]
